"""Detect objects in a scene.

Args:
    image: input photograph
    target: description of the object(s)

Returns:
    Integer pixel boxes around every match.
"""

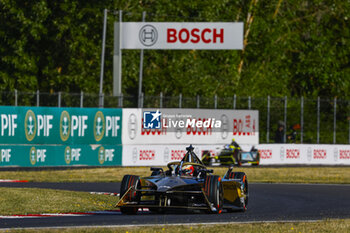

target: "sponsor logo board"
[122,22,243,50]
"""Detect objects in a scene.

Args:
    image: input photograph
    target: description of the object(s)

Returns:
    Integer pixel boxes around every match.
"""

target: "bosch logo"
[139,150,155,161]
[139,25,158,46]
[132,147,138,164]
[334,148,338,161]
[128,113,137,140]
[167,28,224,44]
[339,150,350,160]
[220,114,228,139]
[313,149,327,159]
[259,149,272,159]
[307,147,312,161]
[164,147,170,163]
[286,149,300,159]
[171,150,185,161]
[280,147,285,161]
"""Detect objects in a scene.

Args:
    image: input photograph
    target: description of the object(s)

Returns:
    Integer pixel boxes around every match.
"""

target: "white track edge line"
[0,219,331,231]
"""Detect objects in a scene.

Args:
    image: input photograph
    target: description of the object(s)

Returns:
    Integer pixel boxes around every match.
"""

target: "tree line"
[1,0,349,99]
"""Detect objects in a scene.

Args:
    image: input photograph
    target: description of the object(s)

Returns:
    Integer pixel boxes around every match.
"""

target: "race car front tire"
[204,175,223,213]
[119,175,141,215]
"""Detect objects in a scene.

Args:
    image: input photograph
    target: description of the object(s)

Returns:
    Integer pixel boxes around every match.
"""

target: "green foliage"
[0,0,349,98]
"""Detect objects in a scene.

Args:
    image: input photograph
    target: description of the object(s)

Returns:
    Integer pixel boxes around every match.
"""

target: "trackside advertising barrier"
[2,106,348,167]
[257,144,350,165]
[122,108,259,166]
[0,106,122,167]
[122,144,224,166]
[122,143,350,166]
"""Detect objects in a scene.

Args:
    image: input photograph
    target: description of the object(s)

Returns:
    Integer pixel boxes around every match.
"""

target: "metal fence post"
[267,95,270,143]
[214,95,217,109]
[284,96,287,143]
[119,93,124,108]
[80,91,84,108]
[233,94,236,109]
[197,95,200,109]
[99,93,104,108]
[99,9,108,107]
[160,92,163,108]
[138,93,142,108]
[138,11,146,109]
[248,96,251,110]
[333,97,337,144]
[14,89,18,106]
[58,92,61,107]
[300,96,304,143]
[36,90,40,107]
[317,96,320,144]
[179,93,182,108]
[140,93,143,108]
[349,100,350,144]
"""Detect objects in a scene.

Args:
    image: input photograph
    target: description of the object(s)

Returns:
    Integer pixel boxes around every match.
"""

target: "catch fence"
[1,90,349,144]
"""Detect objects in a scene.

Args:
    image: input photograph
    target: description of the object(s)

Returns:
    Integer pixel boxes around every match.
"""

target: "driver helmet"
[183,164,194,175]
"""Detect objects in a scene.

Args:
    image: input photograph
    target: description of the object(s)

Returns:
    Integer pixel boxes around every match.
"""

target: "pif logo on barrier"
[1,149,11,163]
[25,110,36,141]
[29,147,46,165]
[60,111,71,141]
[64,146,81,164]
[94,111,105,141]
[98,146,114,165]
[143,110,161,129]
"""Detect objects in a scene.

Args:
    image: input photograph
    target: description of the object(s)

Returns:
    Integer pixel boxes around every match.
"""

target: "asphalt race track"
[1,182,350,229]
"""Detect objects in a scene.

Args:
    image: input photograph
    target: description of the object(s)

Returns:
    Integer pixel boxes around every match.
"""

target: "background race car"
[202,145,260,166]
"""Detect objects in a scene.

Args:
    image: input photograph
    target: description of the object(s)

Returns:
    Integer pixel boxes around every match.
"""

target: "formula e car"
[116,145,248,214]
[201,145,260,166]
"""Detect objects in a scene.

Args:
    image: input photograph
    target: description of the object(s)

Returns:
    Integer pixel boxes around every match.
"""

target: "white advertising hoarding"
[121,22,243,50]
[122,144,223,166]
[257,144,350,165]
[122,143,350,166]
[122,108,259,146]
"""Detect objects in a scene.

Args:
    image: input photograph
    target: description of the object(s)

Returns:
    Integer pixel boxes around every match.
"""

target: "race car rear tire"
[119,175,141,215]
[204,175,223,214]
[227,172,248,211]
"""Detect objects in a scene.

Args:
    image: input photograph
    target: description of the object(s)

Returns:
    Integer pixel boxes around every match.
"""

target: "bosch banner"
[257,144,350,165]
[122,144,221,166]
[121,22,243,50]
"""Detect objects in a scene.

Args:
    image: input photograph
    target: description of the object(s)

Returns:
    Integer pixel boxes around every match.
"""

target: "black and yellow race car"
[202,144,260,166]
[116,145,248,214]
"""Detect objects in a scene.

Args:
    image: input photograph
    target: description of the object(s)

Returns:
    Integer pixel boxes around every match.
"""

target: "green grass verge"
[0,188,116,215]
[6,219,350,232]
[0,166,350,184]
